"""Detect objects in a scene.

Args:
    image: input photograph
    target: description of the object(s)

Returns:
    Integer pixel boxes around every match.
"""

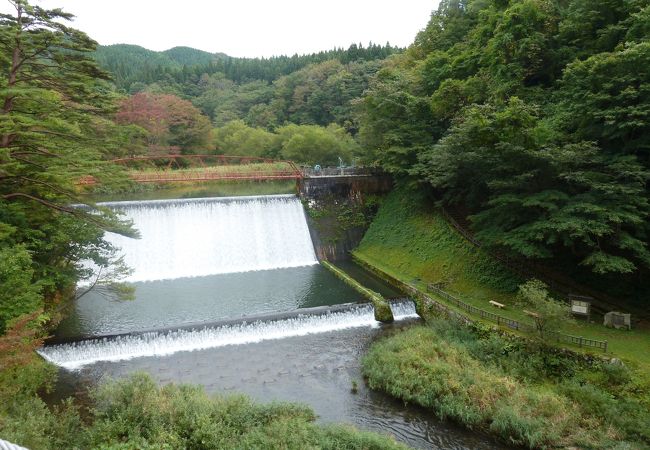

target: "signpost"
[569,295,592,321]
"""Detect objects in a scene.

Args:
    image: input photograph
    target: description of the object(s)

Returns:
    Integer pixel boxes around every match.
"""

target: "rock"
[374,299,394,323]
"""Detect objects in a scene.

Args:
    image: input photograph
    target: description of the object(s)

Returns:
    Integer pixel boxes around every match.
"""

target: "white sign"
[572,305,588,314]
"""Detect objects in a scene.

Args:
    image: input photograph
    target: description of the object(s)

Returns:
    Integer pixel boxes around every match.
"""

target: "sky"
[9,0,438,58]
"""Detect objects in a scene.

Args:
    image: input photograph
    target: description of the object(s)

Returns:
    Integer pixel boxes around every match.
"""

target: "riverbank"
[84,179,297,203]
[1,369,407,450]
[353,187,650,379]
[362,321,650,449]
[352,187,650,448]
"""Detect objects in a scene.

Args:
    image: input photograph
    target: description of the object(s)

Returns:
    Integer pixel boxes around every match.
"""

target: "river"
[42,192,506,449]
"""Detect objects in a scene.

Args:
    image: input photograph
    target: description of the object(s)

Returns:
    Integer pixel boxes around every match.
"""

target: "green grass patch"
[86,179,297,202]
[130,161,294,176]
[354,187,650,384]
[362,322,650,449]
[1,372,407,450]
[355,186,520,305]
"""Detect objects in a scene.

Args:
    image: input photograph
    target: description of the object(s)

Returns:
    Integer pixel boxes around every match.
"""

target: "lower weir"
[40,301,418,370]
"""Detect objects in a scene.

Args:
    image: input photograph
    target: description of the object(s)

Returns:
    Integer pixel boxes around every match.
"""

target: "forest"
[95,0,650,299]
[0,0,649,448]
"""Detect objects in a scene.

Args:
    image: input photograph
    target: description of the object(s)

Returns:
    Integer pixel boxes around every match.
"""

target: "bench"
[523,309,541,319]
[489,300,505,309]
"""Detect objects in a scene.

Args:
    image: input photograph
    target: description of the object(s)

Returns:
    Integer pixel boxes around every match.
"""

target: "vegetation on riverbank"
[353,186,650,448]
[86,179,297,202]
[355,186,521,304]
[362,321,650,449]
[355,187,650,377]
[1,371,406,450]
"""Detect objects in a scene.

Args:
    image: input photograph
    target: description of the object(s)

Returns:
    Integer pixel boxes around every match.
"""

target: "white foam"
[84,195,317,283]
[39,301,419,370]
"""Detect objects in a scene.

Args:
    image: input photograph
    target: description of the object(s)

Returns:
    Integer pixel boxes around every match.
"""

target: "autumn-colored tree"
[116,92,212,154]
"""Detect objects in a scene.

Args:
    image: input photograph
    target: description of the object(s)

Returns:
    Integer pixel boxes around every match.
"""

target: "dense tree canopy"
[93,42,399,91]
[358,0,650,279]
[116,92,212,154]
[0,0,132,331]
[212,120,359,166]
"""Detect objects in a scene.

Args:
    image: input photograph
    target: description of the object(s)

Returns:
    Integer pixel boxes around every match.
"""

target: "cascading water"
[93,195,317,283]
[39,301,419,370]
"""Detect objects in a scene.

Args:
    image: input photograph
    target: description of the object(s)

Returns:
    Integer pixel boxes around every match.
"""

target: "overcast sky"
[7,1,438,58]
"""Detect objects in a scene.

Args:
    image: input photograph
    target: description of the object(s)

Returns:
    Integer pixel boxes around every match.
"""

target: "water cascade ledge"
[83,194,318,283]
[39,301,418,370]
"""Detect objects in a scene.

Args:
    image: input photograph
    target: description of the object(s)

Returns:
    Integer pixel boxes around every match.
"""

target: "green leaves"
[558,41,650,162]
[0,244,42,333]
[358,0,650,279]
[0,1,135,319]
[517,279,572,340]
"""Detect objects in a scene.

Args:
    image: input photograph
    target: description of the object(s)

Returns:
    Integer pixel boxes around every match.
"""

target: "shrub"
[362,322,649,449]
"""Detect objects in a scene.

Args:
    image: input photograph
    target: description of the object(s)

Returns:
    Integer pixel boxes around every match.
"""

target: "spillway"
[93,195,317,282]
[39,301,418,370]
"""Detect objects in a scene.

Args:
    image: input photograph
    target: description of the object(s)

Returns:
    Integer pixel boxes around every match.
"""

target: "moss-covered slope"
[354,187,520,305]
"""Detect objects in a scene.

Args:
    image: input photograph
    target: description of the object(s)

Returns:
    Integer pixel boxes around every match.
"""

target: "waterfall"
[39,301,419,370]
[95,195,317,282]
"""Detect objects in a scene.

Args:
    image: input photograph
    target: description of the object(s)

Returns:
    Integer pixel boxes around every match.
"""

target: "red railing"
[77,154,303,185]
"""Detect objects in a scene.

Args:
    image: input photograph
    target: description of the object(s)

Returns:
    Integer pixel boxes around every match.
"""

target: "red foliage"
[0,311,47,370]
[116,93,211,154]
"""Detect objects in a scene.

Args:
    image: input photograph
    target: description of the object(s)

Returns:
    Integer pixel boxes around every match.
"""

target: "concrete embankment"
[298,174,392,262]
[321,261,394,323]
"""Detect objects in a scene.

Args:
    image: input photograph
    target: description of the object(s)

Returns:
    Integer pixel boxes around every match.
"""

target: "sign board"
[571,299,591,317]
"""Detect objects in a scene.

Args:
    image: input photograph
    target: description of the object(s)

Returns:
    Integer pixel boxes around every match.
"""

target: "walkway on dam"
[77,154,380,185]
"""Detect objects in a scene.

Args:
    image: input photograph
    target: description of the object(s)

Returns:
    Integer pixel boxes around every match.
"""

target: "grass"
[362,321,650,449]
[1,372,407,450]
[130,161,295,176]
[86,179,297,202]
[353,186,650,383]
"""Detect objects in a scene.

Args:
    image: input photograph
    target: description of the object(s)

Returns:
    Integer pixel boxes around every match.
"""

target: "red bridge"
[78,154,303,185]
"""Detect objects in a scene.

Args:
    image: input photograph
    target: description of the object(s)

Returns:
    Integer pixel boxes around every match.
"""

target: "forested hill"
[94,42,400,91]
[358,0,650,299]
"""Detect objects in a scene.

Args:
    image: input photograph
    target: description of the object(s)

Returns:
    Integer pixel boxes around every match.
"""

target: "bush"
[1,372,407,450]
[362,322,650,449]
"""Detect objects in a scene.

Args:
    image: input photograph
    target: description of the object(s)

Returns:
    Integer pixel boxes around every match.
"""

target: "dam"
[42,192,504,450]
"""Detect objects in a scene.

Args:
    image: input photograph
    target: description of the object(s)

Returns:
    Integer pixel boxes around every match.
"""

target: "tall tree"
[116,92,212,154]
[0,0,132,329]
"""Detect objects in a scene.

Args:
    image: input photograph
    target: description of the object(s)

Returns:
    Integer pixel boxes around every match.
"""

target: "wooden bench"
[523,309,541,319]
[489,300,505,309]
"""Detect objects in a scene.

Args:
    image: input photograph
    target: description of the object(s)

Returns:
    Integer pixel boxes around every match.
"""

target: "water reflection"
[58,265,371,339]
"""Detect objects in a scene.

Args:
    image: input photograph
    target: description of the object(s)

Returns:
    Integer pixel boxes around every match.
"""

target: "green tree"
[0,0,133,325]
[518,279,571,341]
[277,124,358,166]
[0,243,41,332]
[213,120,278,157]
[558,42,650,166]
[420,99,650,274]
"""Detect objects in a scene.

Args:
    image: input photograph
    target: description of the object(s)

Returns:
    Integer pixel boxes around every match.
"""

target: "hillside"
[355,187,650,376]
[93,42,400,91]
[162,46,221,66]
[355,186,521,304]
